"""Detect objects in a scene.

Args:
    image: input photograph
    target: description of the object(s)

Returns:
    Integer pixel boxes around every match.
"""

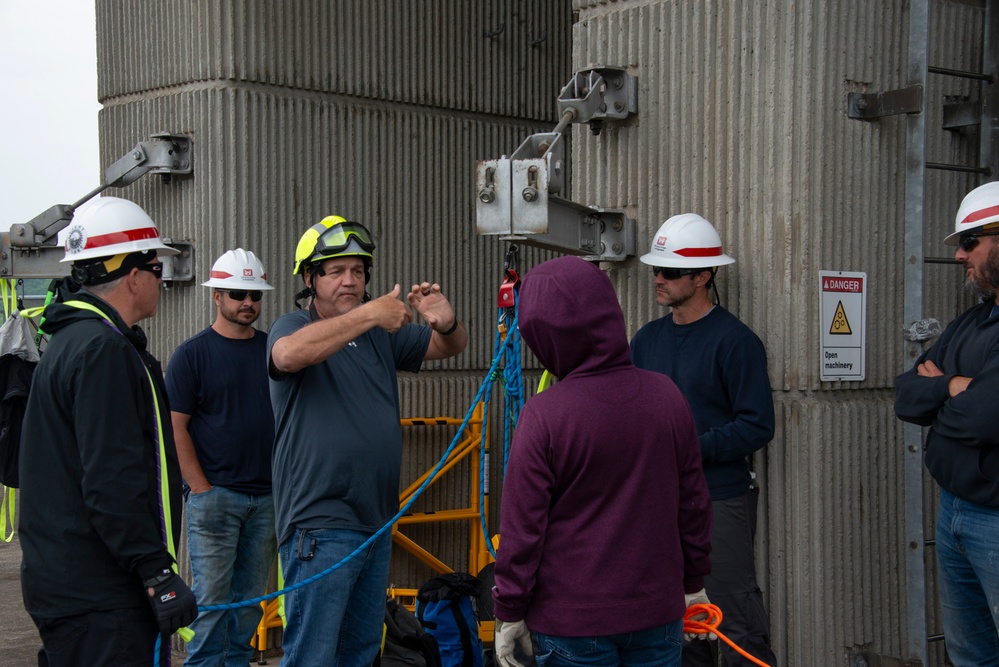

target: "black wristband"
[439,319,459,336]
[143,568,174,589]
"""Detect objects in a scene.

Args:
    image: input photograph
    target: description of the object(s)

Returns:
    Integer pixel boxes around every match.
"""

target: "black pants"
[682,488,778,667]
[32,607,164,667]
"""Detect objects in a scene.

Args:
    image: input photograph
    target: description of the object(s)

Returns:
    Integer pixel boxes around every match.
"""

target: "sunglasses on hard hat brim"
[315,222,376,256]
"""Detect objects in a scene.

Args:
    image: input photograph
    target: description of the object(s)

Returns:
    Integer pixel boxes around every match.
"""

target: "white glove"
[682,588,717,641]
[494,618,533,667]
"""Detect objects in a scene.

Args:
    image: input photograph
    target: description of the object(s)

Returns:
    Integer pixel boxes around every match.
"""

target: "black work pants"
[32,607,164,667]
[682,488,778,667]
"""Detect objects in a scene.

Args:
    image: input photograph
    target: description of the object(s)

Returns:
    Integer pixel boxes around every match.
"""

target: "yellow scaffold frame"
[254,402,496,653]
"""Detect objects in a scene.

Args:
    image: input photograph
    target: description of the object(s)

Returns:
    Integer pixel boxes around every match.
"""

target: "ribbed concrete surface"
[572,0,982,665]
[84,0,990,663]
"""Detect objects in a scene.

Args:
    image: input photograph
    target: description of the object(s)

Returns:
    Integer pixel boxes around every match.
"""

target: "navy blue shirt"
[631,306,775,500]
[165,327,274,494]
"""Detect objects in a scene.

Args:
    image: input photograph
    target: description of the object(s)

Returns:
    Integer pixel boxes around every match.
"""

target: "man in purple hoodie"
[491,256,714,667]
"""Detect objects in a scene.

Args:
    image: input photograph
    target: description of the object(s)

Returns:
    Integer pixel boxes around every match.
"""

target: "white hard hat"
[60,197,179,263]
[640,213,736,269]
[202,248,274,290]
[945,181,999,245]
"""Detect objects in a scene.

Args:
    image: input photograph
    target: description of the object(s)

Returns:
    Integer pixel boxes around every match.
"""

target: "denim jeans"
[533,620,684,667]
[184,486,276,667]
[935,488,999,667]
[277,528,391,667]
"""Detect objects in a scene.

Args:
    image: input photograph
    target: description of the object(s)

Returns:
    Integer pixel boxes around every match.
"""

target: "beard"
[966,242,999,300]
[220,303,259,326]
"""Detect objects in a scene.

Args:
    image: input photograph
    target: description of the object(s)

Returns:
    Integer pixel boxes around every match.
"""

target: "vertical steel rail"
[903,0,930,664]
[982,1,999,183]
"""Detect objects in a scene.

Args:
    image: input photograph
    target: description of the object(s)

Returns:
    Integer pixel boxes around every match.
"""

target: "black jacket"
[895,300,999,506]
[19,284,182,617]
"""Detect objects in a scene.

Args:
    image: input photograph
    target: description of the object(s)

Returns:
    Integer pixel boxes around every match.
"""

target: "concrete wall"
[569,0,984,664]
[95,0,987,663]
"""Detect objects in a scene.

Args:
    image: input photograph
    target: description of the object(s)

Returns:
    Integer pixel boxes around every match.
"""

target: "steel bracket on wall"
[476,131,634,261]
[0,239,194,281]
[557,66,638,135]
[847,85,924,120]
[0,133,195,280]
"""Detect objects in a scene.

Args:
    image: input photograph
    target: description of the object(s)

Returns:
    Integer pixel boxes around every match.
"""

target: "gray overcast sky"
[0,1,100,230]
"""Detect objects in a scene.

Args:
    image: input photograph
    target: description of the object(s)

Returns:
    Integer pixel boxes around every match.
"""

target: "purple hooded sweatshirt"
[491,256,712,637]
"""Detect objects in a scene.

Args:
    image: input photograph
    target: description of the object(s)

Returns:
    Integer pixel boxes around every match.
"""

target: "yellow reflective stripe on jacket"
[1,485,13,543]
[61,300,179,567]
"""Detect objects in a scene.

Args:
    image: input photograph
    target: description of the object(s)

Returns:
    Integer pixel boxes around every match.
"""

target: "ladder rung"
[926,161,991,175]
[929,65,994,83]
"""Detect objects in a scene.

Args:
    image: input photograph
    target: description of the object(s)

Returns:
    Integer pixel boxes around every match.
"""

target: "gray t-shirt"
[268,309,431,544]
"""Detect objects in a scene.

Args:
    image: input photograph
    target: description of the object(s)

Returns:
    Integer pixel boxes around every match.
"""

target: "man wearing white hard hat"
[895,181,999,666]
[631,214,778,667]
[19,196,197,666]
[165,249,277,667]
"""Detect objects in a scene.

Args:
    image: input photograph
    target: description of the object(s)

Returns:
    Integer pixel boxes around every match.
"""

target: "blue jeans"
[534,620,684,667]
[936,488,999,667]
[278,528,391,667]
[184,486,276,667]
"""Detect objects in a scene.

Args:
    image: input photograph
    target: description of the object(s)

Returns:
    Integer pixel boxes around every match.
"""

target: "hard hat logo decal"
[243,268,253,277]
[65,226,87,254]
[656,235,668,247]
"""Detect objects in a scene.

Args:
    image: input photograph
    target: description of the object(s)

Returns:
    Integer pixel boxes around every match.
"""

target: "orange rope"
[683,603,773,667]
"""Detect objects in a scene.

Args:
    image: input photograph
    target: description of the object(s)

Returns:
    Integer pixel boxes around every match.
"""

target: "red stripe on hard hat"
[83,227,160,249]
[962,204,999,225]
[210,270,235,279]
[674,246,723,257]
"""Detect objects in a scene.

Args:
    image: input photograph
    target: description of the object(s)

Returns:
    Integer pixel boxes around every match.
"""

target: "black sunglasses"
[225,290,263,302]
[135,263,163,278]
[652,266,700,280]
[959,231,999,252]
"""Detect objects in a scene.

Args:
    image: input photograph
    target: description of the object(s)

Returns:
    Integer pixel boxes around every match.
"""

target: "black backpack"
[377,597,442,667]
[0,351,36,489]
[416,573,484,667]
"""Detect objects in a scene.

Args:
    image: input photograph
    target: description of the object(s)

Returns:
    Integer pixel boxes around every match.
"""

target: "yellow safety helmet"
[293,216,375,276]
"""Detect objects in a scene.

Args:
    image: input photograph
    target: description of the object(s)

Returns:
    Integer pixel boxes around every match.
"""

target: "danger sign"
[819,271,866,381]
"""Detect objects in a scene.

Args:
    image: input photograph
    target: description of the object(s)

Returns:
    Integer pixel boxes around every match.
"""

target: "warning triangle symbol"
[830,301,852,335]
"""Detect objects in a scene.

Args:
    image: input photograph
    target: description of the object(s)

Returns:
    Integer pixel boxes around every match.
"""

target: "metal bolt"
[133,151,142,160]
[614,100,625,112]
[479,189,495,204]
[612,243,623,254]
[522,187,538,202]
[14,227,24,236]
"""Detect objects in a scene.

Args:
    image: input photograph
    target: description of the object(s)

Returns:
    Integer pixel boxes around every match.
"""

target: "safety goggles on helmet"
[312,222,375,258]
[224,289,263,302]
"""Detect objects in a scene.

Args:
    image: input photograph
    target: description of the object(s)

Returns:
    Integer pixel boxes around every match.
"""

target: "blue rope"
[153,324,522,666]
[478,302,522,560]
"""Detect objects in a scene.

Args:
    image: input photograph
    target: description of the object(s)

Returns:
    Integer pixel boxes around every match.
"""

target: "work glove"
[143,568,198,636]
[683,588,717,641]
[494,618,533,667]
